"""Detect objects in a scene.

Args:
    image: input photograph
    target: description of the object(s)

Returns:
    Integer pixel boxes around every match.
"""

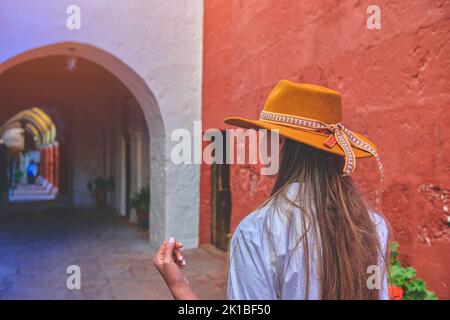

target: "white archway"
[0,42,198,249]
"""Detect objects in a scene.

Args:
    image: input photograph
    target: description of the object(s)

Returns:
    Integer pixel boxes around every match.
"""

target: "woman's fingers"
[174,252,186,267]
[153,237,186,268]
[164,237,176,263]
[158,240,168,256]
[174,248,183,262]
[173,240,186,266]
[153,240,168,269]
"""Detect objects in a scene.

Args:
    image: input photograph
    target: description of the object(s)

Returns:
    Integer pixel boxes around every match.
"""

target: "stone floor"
[0,202,226,299]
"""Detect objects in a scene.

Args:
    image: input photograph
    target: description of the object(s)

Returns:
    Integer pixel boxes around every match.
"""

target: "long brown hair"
[267,138,386,299]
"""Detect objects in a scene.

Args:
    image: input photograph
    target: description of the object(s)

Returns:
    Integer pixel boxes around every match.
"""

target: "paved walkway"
[0,203,226,299]
[9,183,56,202]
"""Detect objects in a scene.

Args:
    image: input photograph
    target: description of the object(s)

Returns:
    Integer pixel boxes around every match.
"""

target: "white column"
[130,131,143,192]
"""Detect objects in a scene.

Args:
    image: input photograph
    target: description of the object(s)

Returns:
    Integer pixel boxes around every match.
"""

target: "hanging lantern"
[66,47,77,72]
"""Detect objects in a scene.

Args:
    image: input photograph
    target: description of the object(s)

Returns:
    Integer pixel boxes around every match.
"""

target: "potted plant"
[388,241,437,300]
[14,170,24,185]
[87,176,114,207]
[130,184,150,228]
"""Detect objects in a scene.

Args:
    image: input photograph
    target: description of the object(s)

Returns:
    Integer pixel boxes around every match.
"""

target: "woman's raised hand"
[153,237,198,300]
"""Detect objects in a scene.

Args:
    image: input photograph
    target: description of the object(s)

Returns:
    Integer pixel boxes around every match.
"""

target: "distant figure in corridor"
[26,159,38,185]
[153,81,389,300]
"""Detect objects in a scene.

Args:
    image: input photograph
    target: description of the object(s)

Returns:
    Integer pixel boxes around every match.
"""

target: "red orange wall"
[201,0,450,298]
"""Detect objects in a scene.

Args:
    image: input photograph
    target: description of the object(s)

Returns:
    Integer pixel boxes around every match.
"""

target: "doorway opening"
[210,131,231,251]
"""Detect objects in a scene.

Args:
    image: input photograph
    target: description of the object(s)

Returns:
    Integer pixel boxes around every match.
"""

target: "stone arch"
[0,42,168,247]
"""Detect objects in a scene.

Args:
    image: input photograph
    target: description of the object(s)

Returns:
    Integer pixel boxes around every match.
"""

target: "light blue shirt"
[227,183,389,300]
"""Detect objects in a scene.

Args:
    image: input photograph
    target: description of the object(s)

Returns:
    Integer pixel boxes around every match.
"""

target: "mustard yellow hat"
[224,80,383,180]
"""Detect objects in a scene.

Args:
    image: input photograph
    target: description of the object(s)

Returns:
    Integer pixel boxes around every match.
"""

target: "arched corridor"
[0,107,61,202]
[0,42,201,250]
[0,50,152,224]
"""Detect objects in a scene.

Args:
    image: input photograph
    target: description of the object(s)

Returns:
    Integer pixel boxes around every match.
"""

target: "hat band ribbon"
[259,110,384,181]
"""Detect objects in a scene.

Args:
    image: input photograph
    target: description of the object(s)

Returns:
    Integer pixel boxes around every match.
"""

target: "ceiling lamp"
[66,47,77,72]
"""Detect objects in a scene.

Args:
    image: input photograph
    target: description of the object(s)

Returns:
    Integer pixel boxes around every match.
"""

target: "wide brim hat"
[224,80,383,179]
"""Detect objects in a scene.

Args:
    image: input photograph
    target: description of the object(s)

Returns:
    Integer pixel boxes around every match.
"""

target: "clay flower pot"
[95,190,107,207]
[136,208,149,228]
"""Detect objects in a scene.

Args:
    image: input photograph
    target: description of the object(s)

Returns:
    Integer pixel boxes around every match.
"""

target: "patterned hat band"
[259,110,384,181]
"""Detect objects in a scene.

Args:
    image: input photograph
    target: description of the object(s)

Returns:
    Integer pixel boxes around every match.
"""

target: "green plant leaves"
[424,290,438,300]
[130,184,150,211]
[388,241,438,300]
